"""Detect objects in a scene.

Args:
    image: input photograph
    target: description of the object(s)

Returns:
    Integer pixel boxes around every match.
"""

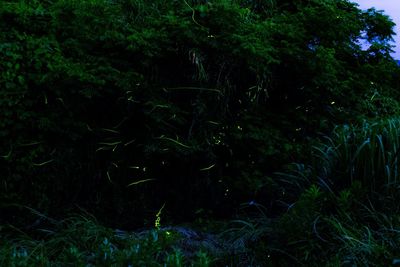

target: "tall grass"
[227,118,400,265]
[315,118,400,192]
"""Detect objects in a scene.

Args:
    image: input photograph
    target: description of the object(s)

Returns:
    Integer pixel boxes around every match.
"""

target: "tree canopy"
[1,0,399,228]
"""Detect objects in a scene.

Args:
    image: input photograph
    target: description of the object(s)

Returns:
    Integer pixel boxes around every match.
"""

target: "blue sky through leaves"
[351,0,399,59]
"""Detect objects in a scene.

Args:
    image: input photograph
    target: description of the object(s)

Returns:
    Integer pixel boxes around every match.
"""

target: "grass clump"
[220,117,400,266]
[316,118,400,192]
[0,214,214,267]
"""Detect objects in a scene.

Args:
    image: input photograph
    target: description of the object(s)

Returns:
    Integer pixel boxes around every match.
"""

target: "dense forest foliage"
[1,0,400,265]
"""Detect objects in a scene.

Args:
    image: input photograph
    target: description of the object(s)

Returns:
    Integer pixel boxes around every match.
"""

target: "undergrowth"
[0,213,214,267]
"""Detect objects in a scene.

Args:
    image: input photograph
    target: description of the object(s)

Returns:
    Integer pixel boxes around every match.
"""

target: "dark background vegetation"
[1,0,400,265]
